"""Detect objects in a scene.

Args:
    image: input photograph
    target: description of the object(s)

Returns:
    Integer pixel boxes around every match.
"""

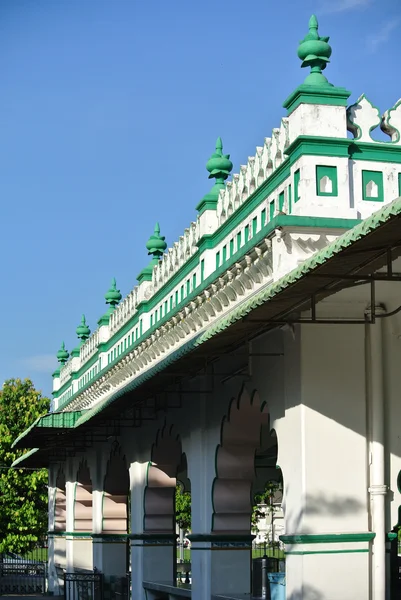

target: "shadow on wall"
[288,585,324,600]
[284,483,364,534]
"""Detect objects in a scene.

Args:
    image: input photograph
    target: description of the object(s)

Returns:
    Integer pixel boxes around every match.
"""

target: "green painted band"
[280,533,375,544]
[286,549,370,555]
[64,531,92,538]
[129,533,177,541]
[92,533,128,540]
[188,533,255,543]
[283,84,351,114]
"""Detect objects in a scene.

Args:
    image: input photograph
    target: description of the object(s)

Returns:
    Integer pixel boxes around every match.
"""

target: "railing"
[64,569,103,600]
[109,289,138,335]
[0,550,47,595]
[252,541,285,572]
[216,119,289,227]
[60,359,73,386]
[114,573,130,599]
[80,330,100,362]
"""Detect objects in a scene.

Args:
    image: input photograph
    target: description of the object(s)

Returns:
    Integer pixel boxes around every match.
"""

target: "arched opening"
[103,444,130,534]
[103,443,131,577]
[212,388,285,596]
[144,424,191,586]
[74,461,93,532]
[319,175,333,194]
[252,429,284,568]
[73,460,93,571]
[366,180,378,198]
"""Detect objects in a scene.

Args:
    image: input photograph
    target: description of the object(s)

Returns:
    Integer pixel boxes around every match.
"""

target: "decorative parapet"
[217,119,289,226]
[80,329,99,363]
[347,95,401,145]
[59,359,73,387]
[64,238,273,412]
[152,221,199,293]
[109,288,139,336]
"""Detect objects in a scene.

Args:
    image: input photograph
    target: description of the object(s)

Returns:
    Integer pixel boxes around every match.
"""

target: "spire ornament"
[56,342,69,365]
[196,137,233,213]
[283,15,351,115]
[146,223,167,259]
[137,223,168,283]
[105,277,122,308]
[297,15,332,86]
[76,315,90,342]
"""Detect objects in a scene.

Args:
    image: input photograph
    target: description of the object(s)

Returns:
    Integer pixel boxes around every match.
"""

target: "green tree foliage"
[252,480,282,530]
[0,378,49,553]
[175,484,191,532]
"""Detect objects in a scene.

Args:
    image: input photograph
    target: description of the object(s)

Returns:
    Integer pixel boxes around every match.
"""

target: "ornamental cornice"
[63,240,273,412]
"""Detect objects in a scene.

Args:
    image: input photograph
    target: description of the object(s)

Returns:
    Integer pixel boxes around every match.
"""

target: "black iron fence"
[0,550,47,595]
[64,570,103,600]
[252,541,286,573]
[114,573,130,599]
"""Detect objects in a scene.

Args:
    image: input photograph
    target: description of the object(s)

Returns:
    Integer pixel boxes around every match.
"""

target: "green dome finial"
[145,223,167,259]
[105,277,122,308]
[197,137,233,214]
[76,314,90,342]
[297,15,332,86]
[56,341,69,365]
[206,137,233,182]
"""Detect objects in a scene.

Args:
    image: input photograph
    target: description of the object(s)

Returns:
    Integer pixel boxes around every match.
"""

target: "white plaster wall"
[300,323,368,533]
[288,104,348,143]
[351,159,400,219]
[381,312,401,531]
[291,155,356,219]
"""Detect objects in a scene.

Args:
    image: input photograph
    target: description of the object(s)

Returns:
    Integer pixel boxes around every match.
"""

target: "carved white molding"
[64,241,273,413]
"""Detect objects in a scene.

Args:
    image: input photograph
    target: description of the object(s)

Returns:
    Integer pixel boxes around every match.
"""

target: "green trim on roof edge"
[12,411,85,448]
[54,215,360,405]
[61,196,401,425]
[72,337,200,427]
[11,448,39,468]
[283,84,351,115]
[196,196,401,345]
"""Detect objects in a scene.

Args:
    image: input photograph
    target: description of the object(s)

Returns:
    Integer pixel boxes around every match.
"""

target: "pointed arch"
[103,443,130,533]
[212,387,279,533]
[144,424,187,533]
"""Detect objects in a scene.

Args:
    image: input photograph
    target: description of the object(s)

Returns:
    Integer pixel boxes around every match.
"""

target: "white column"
[189,389,214,600]
[65,478,75,572]
[366,306,387,600]
[47,468,57,594]
[129,462,148,600]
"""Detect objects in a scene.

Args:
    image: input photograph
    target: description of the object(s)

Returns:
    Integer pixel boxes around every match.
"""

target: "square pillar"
[188,385,252,599]
[276,324,372,599]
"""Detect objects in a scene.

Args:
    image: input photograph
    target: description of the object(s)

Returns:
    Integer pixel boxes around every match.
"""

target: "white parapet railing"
[80,329,100,362]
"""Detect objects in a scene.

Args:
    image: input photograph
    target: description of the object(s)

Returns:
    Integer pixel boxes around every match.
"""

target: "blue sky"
[0,0,399,398]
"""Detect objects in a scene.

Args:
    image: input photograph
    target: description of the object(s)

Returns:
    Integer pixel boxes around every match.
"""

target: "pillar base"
[130,533,177,599]
[281,532,374,599]
[189,534,254,599]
